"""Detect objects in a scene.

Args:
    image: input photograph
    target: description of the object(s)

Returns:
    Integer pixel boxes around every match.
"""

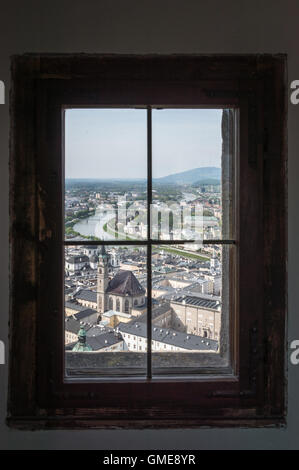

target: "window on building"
[124,300,130,314]
[9,54,286,428]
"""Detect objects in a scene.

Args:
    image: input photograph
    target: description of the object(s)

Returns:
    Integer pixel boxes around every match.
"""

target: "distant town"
[64,167,224,365]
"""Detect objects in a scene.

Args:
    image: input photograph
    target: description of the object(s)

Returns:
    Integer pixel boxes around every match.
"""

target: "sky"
[65,108,222,179]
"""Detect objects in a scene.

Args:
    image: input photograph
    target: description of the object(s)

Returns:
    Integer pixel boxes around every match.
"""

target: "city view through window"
[64,108,234,376]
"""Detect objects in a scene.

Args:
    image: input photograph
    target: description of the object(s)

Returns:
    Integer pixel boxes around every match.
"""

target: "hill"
[155,166,221,185]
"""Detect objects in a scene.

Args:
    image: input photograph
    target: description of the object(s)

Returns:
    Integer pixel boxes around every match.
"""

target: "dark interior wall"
[0,0,297,449]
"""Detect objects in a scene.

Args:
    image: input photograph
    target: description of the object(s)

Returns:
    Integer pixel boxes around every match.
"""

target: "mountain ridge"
[65,166,221,185]
[155,166,221,184]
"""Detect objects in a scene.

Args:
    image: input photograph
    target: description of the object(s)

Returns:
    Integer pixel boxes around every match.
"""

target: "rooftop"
[66,255,89,264]
[117,321,218,351]
[74,289,97,303]
[65,317,93,335]
[102,309,132,319]
[106,270,145,296]
[86,331,123,351]
[172,295,220,310]
[65,300,88,311]
[137,303,173,323]
[74,308,98,321]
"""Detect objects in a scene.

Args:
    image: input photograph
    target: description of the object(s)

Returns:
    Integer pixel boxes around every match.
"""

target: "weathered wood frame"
[8,54,287,429]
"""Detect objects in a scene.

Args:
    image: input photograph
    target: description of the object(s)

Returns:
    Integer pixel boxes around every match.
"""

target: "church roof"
[106,270,145,296]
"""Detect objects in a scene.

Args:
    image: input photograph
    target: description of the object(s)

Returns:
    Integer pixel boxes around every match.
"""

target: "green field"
[153,246,210,261]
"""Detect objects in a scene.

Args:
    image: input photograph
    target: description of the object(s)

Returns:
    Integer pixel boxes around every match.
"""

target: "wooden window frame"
[8,54,287,429]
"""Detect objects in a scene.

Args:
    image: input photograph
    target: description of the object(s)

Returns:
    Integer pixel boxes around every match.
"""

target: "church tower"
[97,245,109,314]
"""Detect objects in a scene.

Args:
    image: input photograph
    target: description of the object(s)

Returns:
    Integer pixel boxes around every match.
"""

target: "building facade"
[170,295,221,340]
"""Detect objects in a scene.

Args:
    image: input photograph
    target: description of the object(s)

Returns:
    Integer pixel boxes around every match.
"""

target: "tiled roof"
[117,321,218,351]
[74,309,98,321]
[66,255,89,264]
[172,295,220,310]
[74,289,97,303]
[65,317,93,335]
[106,270,145,296]
[86,330,123,351]
[137,303,173,323]
[65,301,89,311]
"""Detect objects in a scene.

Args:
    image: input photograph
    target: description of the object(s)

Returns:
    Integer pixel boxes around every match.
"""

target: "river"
[73,208,117,240]
[73,192,197,239]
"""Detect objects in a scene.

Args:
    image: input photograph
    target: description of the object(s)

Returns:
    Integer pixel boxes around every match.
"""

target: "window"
[9,54,286,428]
[64,105,231,377]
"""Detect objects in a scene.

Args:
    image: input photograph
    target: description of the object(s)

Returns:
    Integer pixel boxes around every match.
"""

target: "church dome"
[72,326,92,352]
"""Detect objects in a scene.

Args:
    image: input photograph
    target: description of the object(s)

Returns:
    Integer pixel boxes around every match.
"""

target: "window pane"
[152,109,235,241]
[65,109,147,241]
[151,244,231,372]
[64,245,147,377]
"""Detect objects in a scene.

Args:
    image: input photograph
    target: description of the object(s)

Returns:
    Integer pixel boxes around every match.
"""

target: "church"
[97,246,146,316]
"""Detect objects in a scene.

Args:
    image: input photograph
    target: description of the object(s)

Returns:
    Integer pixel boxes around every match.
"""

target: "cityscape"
[64,108,226,373]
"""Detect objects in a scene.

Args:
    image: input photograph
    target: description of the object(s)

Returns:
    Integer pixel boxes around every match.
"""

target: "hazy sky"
[65,108,222,179]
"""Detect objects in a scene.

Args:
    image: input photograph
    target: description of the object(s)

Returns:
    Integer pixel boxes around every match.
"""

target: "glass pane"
[65,109,147,241]
[152,109,234,241]
[151,244,231,373]
[64,245,147,377]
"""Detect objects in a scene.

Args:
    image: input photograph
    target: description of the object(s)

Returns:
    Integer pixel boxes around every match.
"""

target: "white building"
[65,255,89,272]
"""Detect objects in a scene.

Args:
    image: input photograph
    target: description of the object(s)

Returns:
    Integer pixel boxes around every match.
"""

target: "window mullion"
[147,106,152,379]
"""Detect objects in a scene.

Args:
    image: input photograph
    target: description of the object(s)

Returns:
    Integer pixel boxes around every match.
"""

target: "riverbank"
[104,218,136,242]
[65,209,101,240]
